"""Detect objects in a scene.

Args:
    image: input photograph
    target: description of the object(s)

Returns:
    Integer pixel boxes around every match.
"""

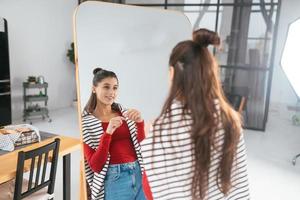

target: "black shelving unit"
[23,82,52,124]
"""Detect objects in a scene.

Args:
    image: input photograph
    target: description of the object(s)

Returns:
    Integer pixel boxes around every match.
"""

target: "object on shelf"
[27,104,41,112]
[37,75,45,84]
[27,76,36,84]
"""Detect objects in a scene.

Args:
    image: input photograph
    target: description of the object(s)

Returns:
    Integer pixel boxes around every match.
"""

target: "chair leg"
[292,153,300,165]
[238,97,246,113]
[63,154,71,200]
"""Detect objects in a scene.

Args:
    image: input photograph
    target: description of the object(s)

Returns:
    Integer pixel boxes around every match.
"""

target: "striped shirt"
[141,100,250,200]
[81,104,145,200]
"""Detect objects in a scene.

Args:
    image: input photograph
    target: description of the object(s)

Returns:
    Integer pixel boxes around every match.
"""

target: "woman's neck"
[94,103,113,117]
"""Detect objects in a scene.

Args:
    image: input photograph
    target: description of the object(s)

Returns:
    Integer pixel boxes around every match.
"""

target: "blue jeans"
[104,160,147,200]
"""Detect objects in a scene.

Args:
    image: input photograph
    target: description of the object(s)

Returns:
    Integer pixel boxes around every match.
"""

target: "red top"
[83,120,145,172]
[83,115,153,200]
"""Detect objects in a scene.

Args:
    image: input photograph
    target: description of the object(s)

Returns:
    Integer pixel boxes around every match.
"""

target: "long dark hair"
[154,28,242,199]
[84,68,119,114]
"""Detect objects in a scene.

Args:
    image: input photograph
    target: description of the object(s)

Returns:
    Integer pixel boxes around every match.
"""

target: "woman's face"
[93,77,118,106]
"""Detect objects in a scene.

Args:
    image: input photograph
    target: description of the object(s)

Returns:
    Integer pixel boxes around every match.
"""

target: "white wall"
[270,0,300,105]
[0,18,4,32]
[0,0,78,121]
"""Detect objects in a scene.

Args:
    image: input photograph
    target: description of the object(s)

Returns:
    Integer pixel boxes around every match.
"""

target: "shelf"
[25,95,48,102]
[23,82,48,89]
[24,107,49,117]
[23,80,50,122]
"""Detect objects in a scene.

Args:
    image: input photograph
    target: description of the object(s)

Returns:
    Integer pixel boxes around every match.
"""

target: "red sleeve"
[83,132,112,173]
[136,121,145,143]
[142,171,153,200]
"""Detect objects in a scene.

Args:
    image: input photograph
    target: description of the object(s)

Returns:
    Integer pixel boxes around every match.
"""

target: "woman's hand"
[125,109,143,123]
[106,116,124,135]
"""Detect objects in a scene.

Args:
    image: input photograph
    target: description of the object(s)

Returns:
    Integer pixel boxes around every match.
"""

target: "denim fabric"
[104,160,147,200]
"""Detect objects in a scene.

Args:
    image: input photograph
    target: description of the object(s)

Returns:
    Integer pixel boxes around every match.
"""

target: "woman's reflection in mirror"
[81,68,153,200]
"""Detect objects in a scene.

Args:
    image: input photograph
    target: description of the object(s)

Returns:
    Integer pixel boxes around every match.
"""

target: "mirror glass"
[74,1,192,122]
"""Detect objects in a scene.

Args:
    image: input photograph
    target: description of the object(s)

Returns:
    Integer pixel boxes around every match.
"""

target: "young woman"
[142,29,250,200]
[82,68,152,200]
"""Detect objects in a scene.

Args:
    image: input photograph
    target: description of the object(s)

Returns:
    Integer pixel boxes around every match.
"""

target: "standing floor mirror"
[73,1,192,199]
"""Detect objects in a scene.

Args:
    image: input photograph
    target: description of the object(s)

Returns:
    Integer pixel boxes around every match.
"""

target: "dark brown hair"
[154,28,241,199]
[84,68,119,114]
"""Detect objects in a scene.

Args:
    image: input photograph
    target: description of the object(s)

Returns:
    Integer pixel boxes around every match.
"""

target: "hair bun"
[192,28,220,47]
[93,67,103,75]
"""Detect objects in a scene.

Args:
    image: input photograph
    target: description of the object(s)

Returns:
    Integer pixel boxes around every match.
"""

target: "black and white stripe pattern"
[141,100,250,200]
[81,104,145,200]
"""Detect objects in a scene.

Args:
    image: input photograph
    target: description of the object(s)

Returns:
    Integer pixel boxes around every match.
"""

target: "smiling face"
[93,77,119,106]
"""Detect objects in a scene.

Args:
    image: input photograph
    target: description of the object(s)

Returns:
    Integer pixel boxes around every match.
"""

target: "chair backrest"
[225,86,249,113]
[13,138,60,200]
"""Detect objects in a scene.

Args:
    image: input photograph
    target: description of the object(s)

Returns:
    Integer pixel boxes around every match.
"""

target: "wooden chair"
[225,86,249,114]
[0,138,60,200]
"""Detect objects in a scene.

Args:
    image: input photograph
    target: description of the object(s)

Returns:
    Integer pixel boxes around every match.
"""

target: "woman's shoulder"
[82,112,94,120]
[81,112,99,127]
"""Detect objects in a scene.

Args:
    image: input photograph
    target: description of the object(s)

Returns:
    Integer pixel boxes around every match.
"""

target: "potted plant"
[67,42,75,64]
